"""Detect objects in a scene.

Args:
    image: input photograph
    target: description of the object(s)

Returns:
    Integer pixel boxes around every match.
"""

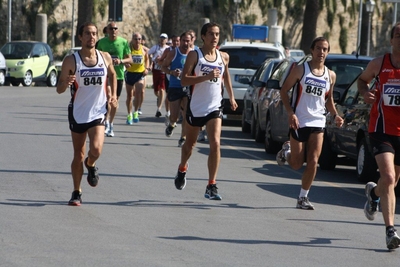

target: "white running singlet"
[291,62,331,128]
[70,50,108,124]
[189,49,224,117]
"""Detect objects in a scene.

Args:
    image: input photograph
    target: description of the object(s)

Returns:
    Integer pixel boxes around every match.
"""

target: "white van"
[219,41,286,116]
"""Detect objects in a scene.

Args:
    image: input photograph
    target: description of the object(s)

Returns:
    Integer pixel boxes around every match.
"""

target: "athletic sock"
[299,188,309,198]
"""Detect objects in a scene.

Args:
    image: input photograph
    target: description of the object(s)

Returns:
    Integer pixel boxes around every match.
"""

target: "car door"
[268,60,293,141]
[331,77,373,157]
[31,43,48,77]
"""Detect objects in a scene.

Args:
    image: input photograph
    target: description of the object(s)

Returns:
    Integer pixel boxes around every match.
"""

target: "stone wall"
[0,0,394,59]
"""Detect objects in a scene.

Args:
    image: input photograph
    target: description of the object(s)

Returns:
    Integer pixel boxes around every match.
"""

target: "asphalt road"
[0,85,399,266]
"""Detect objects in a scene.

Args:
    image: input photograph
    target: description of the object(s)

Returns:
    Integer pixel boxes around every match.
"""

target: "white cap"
[160,33,168,39]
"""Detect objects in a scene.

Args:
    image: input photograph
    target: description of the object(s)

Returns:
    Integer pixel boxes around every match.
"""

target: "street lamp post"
[366,0,376,56]
[233,0,242,24]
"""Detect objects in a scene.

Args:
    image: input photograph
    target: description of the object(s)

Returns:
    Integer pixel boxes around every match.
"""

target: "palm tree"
[161,0,182,37]
[75,0,94,46]
[300,0,320,52]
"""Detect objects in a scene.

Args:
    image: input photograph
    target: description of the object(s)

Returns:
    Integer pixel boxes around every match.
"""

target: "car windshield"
[0,43,34,59]
[325,60,369,88]
[220,48,280,70]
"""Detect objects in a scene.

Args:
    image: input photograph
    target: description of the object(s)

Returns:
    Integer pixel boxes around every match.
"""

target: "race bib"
[383,84,400,106]
[200,64,223,84]
[79,68,105,86]
[303,77,326,97]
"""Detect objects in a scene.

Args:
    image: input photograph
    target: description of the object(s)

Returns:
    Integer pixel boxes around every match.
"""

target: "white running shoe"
[276,141,290,166]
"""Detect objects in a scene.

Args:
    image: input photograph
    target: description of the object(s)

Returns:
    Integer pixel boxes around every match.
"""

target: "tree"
[161,0,182,37]
[300,0,320,52]
[75,0,94,46]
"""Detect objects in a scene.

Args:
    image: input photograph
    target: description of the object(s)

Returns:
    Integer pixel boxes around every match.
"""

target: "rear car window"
[220,48,280,70]
[325,60,369,88]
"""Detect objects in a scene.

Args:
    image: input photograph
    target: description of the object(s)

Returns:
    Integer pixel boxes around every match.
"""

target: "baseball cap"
[160,33,168,39]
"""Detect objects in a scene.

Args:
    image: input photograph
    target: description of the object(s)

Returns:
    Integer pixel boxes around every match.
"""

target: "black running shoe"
[204,184,222,200]
[155,111,162,118]
[165,124,175,137]
[174,169,187,190]
[68,190,82,206]
[85,157,99,187]
[178,137,186,147]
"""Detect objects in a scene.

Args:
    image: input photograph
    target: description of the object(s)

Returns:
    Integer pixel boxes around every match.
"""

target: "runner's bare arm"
[101,51,118,107]
[56,55,76,94]
[221,51,237,111]
[181,51,220,86]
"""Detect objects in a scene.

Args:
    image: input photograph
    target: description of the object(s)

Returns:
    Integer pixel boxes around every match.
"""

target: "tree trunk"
[75,0,94,46]
[161,0,181,37]
[300,0,320,53]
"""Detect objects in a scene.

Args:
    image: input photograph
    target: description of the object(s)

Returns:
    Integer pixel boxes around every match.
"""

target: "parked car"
[219,41,287,117]
[319,74,377,182]
[264,53,373,154]
[241,58,281,139]
[0,41,58,87]
[0,52,6,86]
[289,49,305,58]
[55,47,81,78]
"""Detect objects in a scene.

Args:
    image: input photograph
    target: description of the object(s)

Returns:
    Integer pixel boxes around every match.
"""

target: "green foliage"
[61,30,70,45]
[244,14,257,25]
[327,9,334,29]
[285,0,305,21]
[94,0,108,19]
[47,20,58,47]
[339,27,348,53]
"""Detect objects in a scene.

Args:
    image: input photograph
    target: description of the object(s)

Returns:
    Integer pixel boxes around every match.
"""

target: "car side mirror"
[266,79,281,89]
[253,80,266,88]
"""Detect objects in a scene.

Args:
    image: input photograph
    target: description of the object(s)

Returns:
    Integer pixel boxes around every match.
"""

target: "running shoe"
[85,157,99,187]
[178,137,186,147]
[138,108,142,115]
[164,114,170,126]
[155,111,162,118]
[197,130,207,142]
[68,190,82,206]
[165,124,176,137]
[387,228,400,250]
[105,125,114,137]
[296,197,315,210]
[364,181,379,221]
[204,184,222,200]
[133,111,139,123]
[126,114,133,125]
[174,168,187,190]
[276,141,290,166]
[104,121,110,133]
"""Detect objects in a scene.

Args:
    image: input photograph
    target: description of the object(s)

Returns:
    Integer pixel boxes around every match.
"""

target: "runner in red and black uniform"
[358,22,400,250]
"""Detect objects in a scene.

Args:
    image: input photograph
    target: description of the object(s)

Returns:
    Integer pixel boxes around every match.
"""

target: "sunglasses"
[109,27,118,30]
[134,38,142,40]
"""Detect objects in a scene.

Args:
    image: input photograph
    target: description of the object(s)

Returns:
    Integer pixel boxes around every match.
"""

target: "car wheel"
[356,137,378,183]
[46,70,57,87]
[318,132,337,170]
[264,115,281,154]
[241,110,251,133]
[250,112,256,139]
[0,70,5,86]
[22,70,33,86]
[11,81,20,86]
[254,117,265,143]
